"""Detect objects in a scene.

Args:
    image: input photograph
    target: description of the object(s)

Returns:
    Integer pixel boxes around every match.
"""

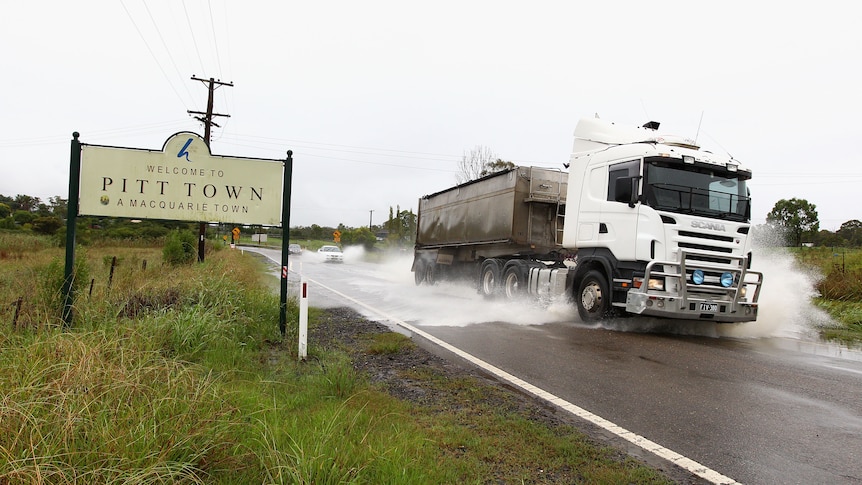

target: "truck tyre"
[576,269,610,322]
[414,260,426,286]
[425,263,438,286]
[479,259,502,298]
[503,262,526,299]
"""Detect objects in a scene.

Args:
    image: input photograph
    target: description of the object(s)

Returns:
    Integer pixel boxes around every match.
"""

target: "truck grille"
[677,230,736,265]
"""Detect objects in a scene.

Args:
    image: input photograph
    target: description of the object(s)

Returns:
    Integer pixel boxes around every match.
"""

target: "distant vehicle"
[317,245,344,263]
[288,243,302,254]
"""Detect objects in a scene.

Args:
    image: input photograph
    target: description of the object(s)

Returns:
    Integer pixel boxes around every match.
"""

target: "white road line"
[264,251,741,485]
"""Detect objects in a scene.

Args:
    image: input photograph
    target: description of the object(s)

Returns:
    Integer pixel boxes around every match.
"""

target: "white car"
[317,245,343,263]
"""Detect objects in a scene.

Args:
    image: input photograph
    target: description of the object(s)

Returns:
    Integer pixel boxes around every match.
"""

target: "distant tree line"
[760,197,861,248]
[0,194,68,235]
[288,207,417,250]
[0,193,418,250]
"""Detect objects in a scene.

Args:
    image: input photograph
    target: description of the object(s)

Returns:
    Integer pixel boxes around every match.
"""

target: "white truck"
[412,117,763,323]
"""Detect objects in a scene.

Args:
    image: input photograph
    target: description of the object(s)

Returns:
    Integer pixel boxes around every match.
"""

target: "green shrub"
[163,229,197,265]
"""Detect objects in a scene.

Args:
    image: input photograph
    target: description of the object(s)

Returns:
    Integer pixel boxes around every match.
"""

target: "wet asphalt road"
[251,247,862,484]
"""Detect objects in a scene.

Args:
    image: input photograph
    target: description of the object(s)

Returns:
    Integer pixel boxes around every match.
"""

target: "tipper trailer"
[412,117,763,323]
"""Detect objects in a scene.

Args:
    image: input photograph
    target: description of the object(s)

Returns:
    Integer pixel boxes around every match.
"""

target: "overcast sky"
[1,1,859,230]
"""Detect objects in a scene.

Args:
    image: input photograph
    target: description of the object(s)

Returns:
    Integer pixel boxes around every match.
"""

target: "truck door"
[602,159,641,262]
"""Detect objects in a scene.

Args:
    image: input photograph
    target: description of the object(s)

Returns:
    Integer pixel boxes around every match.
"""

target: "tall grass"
[789,247,862,342]
[0,329,241,483]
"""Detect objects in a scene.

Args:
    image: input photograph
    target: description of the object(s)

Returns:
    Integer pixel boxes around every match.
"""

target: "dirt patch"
[310,307,707,484]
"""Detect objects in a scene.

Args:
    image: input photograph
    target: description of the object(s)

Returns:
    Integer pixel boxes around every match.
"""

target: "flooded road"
[250,246,862,484]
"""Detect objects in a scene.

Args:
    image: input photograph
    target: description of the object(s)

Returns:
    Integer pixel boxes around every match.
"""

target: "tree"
[837,219,862,247]
[456,146,514,184]
[483,159,516,175]
[340,227,377,250]
[13,210,35,226]
[13,194,40,212]
[48,196,68,219]
[816,229,845,248]
[0,202,10,219]
[766,198,819,247]
[385,206,417,246]
[31,216,63,235]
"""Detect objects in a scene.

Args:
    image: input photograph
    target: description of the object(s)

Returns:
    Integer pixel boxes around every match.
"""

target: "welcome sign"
[79,132,283,225]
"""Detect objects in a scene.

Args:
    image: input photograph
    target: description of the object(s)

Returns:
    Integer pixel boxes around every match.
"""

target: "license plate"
[699,302,718,312]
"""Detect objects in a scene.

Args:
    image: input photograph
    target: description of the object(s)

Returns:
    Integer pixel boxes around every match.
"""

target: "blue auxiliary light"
[720,272,734,288]
[692,270,705,285]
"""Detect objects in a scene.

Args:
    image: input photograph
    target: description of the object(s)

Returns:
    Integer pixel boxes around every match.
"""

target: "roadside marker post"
[298,276,308,360]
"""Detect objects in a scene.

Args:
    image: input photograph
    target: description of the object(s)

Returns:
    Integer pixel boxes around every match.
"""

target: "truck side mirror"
[614,177,639,208]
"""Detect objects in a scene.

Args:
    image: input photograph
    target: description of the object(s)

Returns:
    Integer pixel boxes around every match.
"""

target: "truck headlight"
[634,277,664,291]
[692,270,705,285]
[720,272,734,288]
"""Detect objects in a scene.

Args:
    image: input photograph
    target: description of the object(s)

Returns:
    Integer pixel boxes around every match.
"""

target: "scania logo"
[691,220,726,231]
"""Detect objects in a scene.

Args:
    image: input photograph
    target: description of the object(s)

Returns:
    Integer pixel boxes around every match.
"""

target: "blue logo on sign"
[177,138,193,162]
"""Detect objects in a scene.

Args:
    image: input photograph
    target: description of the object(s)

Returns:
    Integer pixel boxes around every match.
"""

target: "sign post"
[62,132,82,327]
[279,150,294,337]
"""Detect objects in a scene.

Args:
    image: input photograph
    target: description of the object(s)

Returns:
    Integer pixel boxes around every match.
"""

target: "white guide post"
[298,276,308,360]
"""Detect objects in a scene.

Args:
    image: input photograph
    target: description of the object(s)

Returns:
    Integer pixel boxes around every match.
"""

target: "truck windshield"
[642,157,750,222]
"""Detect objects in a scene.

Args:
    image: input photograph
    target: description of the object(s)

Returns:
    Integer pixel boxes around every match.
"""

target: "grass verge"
[0,233,675,483]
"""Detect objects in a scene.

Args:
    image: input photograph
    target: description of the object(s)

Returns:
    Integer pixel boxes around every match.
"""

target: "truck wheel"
[425,263,438,286]
[414,261,426,286]
[576,270,610,322]
[479,259,502,298]
[503,263,526,299]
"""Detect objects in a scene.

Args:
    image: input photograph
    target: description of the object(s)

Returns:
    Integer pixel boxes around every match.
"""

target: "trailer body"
[415,166,567,261]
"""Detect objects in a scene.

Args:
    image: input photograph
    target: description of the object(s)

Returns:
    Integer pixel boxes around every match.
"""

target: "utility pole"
[369,209,374,229]
[188,75,233,262]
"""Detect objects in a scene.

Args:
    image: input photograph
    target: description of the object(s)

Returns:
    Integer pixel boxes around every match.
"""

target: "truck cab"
[563,118,762,323]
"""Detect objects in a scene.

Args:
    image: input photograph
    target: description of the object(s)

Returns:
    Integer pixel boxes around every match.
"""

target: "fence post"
[11,297,23,330]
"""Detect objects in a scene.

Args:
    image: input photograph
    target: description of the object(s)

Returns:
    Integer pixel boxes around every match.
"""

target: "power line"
[119,0,188,108]
[0,120,193,147]
[217,0,233,137]
[181,0,206,74]
[142,0,195,105]
[207,0,224,76]
[222,133,462,161]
